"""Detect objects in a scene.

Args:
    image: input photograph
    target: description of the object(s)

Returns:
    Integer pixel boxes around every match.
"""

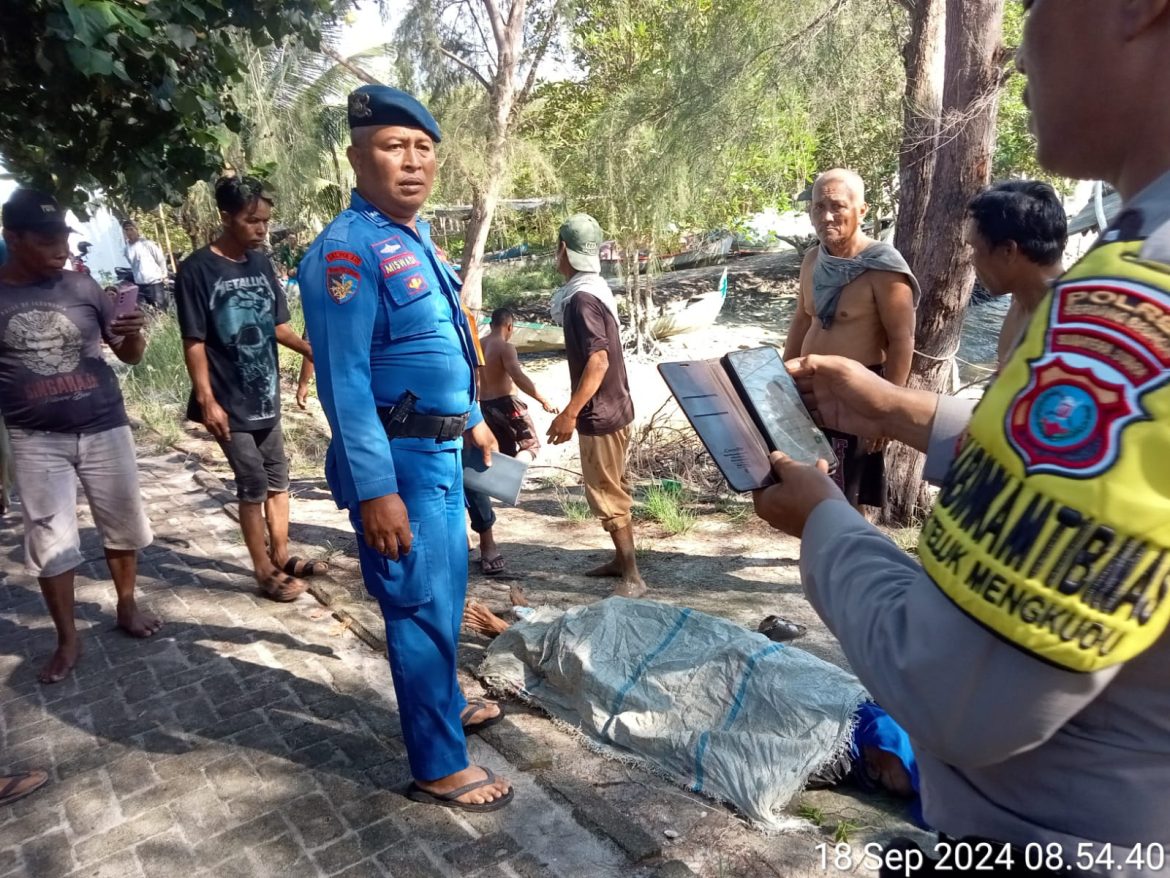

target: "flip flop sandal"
[406,767,514,812]
[282,556,328,578]
[758,615,807,643]
[260,572,307,602]
[0,770,48,806]
[461,699,506,735]
[479,555,506,576]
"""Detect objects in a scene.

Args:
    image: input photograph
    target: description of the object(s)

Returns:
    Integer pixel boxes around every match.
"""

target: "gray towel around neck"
[812,241,922,329]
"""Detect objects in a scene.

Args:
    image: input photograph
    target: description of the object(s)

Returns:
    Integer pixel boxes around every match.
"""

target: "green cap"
[558,213,603,273]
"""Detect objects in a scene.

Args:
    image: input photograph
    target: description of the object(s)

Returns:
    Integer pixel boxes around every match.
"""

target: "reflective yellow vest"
[920,237,1170,672]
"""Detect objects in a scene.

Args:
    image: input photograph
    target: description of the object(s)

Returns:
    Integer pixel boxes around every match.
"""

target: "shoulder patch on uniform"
[326,250,360,266]
[1006,276,1170,479]
[328,265,360,305]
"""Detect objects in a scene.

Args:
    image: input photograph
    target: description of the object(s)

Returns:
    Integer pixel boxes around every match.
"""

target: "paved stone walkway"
[0,450,636,878]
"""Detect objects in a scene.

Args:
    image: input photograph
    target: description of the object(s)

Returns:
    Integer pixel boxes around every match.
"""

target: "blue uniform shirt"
[300,191,483,510]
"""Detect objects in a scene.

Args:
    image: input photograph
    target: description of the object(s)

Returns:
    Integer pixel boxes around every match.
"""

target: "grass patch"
[715,493,753,525]
[833,818,863,844]
[887,527,921,556]
[797,802,825,827]
[481,262,561,312]
[121,313,189,448]
[638,483,697,535]
[557,489,593,522]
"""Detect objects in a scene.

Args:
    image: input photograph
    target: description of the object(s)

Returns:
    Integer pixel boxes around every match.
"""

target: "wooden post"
[157,204,177,273]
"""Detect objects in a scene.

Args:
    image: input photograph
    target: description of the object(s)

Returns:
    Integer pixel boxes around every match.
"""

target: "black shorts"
[825,428,885,509]
[215,425,290,504]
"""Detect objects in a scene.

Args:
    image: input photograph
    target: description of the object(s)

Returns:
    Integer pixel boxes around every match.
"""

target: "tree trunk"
[459,0,525,310]
[884,0,1005,525]
[459,103,510,310]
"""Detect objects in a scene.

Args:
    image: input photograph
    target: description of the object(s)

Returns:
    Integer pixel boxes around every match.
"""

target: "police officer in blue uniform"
[300,85,512,812]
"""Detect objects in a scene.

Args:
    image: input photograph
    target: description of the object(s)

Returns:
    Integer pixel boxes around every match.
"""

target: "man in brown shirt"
[548,214,644,596]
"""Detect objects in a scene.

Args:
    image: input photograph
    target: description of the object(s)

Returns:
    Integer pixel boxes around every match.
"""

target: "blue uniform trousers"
[349,446,469,781]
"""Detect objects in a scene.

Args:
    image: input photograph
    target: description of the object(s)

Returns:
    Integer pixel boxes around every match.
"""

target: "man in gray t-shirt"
[0,189,161,686]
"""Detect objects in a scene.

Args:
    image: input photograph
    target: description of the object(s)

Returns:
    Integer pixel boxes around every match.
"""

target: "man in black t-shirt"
[176,177,320,602]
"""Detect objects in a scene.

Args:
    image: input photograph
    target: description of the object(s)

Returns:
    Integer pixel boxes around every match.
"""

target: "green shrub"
[639,483,698,535]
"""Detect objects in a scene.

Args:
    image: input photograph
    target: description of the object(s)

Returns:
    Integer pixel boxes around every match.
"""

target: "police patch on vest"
[327,265,359,304]
[922,439,1170,671]
[371,235,407,259]
[923,238,1170,673]
[402,273,429,296]
[326,250,361,266]
[1007,279,1170,478]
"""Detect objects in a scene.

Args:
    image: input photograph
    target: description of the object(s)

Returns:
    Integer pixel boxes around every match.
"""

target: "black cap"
[347,85,442,142]
[2,189,73,234]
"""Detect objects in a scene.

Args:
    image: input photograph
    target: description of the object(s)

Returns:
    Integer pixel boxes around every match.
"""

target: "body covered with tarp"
[477,598,868,829]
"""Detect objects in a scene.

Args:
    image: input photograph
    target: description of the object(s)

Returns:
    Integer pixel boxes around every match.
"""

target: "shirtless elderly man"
[466,308,558,575]
[783,169,919,511]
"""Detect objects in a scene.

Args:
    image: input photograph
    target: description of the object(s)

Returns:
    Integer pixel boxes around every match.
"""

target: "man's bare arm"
[874,272,916,387]
[502,344,555,410]
[782,250,817,360]
[275,323,312,359]
[547,349,608,444]
[182,339,231,441]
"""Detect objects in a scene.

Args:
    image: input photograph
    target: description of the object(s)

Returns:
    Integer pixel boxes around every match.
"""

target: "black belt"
[377,406,468,443]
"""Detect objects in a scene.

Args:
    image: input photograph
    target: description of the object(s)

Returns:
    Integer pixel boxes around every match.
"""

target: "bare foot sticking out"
[508,583,529,607]
[408,765,513,812]
[465,602,510,638]
[584,558,623,578]
[613,575,647,599]
[117,599,163,638]
[38,640,81,685]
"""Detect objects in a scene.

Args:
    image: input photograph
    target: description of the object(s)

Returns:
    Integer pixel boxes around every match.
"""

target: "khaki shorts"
[579,425,633,533]
[9,425,153,578]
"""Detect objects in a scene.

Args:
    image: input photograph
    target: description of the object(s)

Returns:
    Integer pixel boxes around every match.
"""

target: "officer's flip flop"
[406,767,514,812]
[461,699,506,735]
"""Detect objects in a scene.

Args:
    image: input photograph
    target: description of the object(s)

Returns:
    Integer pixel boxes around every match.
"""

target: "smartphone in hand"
[113,283,139,318]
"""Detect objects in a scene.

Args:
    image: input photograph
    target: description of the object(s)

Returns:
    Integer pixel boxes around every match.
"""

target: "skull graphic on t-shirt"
[3,309,83,376]
[210,276,279,423]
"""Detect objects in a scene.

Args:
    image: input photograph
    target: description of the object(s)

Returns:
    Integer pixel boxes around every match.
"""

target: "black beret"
[347,85,442,143]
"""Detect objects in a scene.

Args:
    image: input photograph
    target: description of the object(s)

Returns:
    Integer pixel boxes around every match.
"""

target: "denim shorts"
[9,425,153,578]
[215,424,290,504]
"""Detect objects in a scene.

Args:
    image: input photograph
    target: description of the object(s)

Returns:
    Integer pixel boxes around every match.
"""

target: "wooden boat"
[650,268,728,340]
[507,269,729,353]
[510,320,566,353]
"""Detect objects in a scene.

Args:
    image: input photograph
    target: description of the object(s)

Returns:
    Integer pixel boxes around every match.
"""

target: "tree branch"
[440,45,493,90]
[320,46,383,85]
[481,0,507,51]
[515,9,559,113]
[463,0,497,65]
